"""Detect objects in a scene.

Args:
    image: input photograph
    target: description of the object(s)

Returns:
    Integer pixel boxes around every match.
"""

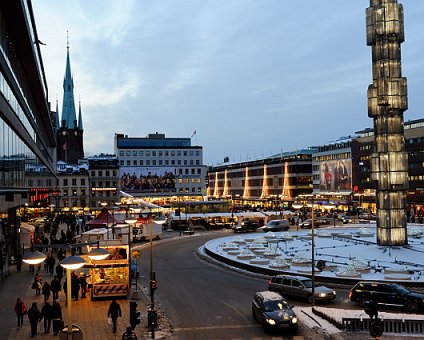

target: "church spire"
[78,97,84,131]
[61,31,77,129]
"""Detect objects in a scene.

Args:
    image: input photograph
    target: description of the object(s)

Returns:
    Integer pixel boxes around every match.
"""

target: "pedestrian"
[52,300,63,336]
[55,263,64,281]
[42,280,51,302]
[107,298,122,333]
[27,302,41,337]
[14,297,27,328]
[16,254,22,272]
[40,301,53,334]
[71,271,80,300]
[51,276,61,300]
[33,273,42,295]
[79,272,87,298]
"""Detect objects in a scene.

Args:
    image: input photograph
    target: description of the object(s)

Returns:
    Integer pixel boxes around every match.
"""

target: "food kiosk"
[87,244,130,299]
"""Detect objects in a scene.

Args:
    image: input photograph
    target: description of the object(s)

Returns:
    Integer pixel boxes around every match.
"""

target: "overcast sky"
[31,1,424,165]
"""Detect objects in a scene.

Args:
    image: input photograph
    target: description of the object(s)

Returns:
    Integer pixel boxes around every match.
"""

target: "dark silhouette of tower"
[56,34,84,164]
[366,0,408,246]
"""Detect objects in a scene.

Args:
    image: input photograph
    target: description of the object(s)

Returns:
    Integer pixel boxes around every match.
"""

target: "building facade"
[0,1,56,264]
[88,156,120,211]
[207,150,314,209]
[114,133,208,199]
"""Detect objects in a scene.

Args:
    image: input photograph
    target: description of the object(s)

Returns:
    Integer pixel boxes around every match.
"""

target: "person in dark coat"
[55,263,64,281]
[14,297,27,327]
[16,254,22,272]
[71,271,80,300]
[40,301,53,334]
[27,302,41,337]
[50,276,61,300]
[51,300,63,336]
[42,281,51,302]
[107,299,122,333]
[79,273,88,298]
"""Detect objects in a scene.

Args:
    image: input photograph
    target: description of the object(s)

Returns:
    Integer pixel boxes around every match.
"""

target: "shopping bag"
[107,317,113,328]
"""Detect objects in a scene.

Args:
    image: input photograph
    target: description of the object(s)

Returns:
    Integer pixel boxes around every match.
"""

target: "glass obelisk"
[366,0,408,246]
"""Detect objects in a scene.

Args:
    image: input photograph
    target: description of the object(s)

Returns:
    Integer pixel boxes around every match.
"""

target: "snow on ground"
[204,224,424,283]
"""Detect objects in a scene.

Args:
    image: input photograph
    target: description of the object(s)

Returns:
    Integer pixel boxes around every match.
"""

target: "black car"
[349,281,424,312]
[298,219,320,229]
[233,220,259,233]
[252,291,298,332]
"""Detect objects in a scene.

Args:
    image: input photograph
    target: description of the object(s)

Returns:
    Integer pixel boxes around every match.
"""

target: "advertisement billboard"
[120,167,176,193]
[319,159,352,192]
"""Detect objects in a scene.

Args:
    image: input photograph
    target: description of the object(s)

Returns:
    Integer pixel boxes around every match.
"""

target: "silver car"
[268,275,336,304]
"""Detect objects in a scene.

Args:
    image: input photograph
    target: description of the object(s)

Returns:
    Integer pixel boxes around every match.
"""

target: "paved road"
[138,231,306,340]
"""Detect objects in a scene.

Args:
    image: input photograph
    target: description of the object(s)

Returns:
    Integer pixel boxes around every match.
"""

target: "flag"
[191,130,197,138]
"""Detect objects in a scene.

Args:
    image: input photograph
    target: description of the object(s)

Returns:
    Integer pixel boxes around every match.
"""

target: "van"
[259,219,289,232]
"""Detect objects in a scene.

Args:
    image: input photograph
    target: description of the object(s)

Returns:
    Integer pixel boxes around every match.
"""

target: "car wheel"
[359,297,367,308]
[406,301,419,312]
[307,294,314,304]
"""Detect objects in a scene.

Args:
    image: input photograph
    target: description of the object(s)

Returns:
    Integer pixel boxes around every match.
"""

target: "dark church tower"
[56,36,84,164]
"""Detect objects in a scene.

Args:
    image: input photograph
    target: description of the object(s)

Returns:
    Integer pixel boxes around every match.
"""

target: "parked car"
[233,220,259,233]
[349,281,424,312]
[251,291,298,332]
[338,215,353,224]
[298,219,320,229]
[259,219,290,232]
[317,217,330,225]
[268,275,336,304]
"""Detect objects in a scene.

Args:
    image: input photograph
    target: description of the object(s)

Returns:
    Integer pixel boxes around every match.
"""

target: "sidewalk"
[0,262,156,340]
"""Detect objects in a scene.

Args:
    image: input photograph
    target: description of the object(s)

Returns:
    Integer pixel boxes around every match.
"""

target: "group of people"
[14,298,63,337]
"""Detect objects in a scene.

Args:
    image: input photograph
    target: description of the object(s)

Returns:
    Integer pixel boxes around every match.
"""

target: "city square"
[2,1,424,339]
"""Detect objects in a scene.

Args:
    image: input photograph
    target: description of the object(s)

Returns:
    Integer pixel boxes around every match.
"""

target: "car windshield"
[393,284,410,294]
[267,221,277,226]
[263,299,288,311]
[301,279,313,288]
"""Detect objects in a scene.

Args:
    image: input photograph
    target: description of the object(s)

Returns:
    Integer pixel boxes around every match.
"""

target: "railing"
[343,318,424,334]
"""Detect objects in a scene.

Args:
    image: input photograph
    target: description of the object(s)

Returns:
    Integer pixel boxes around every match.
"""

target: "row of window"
[121,159,201,166]
[120,150,201,157]
[313,152,351,162]
[60,178,86,186]
[90,170,117,177]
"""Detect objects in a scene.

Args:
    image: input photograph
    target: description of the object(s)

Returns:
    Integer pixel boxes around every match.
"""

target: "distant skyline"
[31,1,424,165]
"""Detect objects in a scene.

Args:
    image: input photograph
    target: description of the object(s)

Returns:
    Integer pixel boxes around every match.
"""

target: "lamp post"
[60,251,86,339]
[100,202,109,240]
[147,216,166,339]
[125,219,137,299]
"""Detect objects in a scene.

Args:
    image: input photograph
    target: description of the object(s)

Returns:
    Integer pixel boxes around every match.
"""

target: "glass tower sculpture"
[366,0,408,245]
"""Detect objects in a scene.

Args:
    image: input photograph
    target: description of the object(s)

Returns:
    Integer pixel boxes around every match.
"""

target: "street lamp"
[310,196,316,306]
[147,216,167,339]
[100,202,109,240]
[125,219,137,299]
[60,251,86,339]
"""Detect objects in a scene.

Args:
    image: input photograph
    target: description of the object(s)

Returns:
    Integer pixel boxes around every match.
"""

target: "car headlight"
[318,293,327,297]
[333,291,336,295]
[266,318,276,325]
[291,316,298,324]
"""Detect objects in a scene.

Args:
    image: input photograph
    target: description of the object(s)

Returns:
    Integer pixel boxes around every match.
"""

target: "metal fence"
[343,318,424,334]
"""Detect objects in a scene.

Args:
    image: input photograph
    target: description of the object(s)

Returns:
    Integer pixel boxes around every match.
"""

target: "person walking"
[51,276,61,300]
[33,273,42,295]
[51,300,63,336]
[27,302,41,337]
[42,280,51,302]
[107,298,122,333]
[14,297,27,327]
[40,301,53,334]
[16,254,22,272]
[79,272,87,298]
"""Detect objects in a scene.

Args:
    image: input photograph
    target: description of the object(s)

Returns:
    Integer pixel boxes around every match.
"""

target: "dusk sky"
[32,1,424,165]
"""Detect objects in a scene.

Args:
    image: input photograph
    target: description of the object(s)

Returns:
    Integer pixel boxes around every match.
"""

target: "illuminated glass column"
[366,0,408,245]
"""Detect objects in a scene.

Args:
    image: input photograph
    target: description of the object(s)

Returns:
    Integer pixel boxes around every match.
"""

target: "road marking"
[173,324,260,331]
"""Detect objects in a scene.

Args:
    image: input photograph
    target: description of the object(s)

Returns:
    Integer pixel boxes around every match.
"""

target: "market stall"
[87,244,130,299]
